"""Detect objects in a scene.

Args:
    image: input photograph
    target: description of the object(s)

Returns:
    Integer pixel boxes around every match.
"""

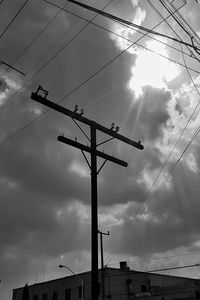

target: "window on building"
[127,279,134,295]
[65,289,71,300]
[195,291,200,299]
[52,291,58,300]
[141,284,147,292]
[78,286,82,298]
[98,282,101,295]
[78,285,84,298]
[43,293,48,300]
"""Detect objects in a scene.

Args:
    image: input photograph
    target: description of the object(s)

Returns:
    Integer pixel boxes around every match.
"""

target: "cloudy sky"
[1,0,200,298]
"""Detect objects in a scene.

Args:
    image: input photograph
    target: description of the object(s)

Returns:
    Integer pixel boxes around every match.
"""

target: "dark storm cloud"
[1,1,200,299]
[105,160,200,258]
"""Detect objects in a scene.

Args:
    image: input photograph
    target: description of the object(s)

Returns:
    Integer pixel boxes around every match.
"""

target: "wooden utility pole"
[98,230,110,300]
[31,86,144,300]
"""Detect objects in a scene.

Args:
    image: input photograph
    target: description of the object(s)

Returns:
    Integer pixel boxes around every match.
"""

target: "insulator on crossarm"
[36,85,48,98]
[111,123,115,130]
[80,109,84,115]
[74,105,78,113]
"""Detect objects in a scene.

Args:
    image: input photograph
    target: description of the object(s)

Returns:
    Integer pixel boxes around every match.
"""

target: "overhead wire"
[146,0,198,59]
[42,1,200,74]
[49,0,198,60]
[0,0,30,39]
[66,0,200,52]
[0,1,73,81]
[166,0,200,44]
[1,1,70,76]
[159,0,200,56]
[159,0,193,39]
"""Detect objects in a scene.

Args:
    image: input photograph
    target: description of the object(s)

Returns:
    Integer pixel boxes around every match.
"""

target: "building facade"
[13,261,200,300]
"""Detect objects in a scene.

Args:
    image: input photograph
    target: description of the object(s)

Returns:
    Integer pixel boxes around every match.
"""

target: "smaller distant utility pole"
[98,230,110,300]
[31,86,143,300]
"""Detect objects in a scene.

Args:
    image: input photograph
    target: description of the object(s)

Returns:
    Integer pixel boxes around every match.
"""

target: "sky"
[1,0,200,299]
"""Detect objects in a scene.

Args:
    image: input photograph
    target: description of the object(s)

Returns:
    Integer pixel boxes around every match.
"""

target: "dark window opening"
[43,293,48,300]
[65,289,71,300]
[141,284,147,292]
[78,285,85,298]
[98,282,101,295]
[52,291,58,300]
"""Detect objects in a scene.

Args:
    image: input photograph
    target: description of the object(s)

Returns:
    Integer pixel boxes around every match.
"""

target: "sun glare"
[129,40,180,98]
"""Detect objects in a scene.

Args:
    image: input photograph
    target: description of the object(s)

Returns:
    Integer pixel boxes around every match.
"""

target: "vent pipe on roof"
[120,261,130,271]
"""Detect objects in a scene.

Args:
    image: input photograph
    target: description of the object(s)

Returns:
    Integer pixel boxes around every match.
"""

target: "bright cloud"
[0,74,22,105]
[69,160,90,178]
[110,5,146,53]
[129,39,180,98]
[156,77,200,171]
[137,166,172,192]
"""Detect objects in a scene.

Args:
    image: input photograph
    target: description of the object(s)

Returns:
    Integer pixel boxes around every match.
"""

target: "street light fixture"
[58,264,84,300]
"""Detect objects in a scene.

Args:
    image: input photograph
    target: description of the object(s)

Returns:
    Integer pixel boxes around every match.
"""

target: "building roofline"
[13,267,200,291]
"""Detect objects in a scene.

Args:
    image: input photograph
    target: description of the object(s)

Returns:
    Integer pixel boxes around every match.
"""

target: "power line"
[0,1,74,81]
[146,0,198,60]
[159,0,193,39]
[9,1,70,70]
[0,0,30,39]
[167,0,200,44]
[159,0,200,54]
[42,1,200,75]
[107,250,200,267]
[66,0,200,52]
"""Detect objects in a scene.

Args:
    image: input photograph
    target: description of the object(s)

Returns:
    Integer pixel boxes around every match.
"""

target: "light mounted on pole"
[59,264,84,300]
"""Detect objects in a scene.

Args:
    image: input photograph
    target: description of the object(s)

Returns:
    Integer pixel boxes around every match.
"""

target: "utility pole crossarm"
[31,92,144,150]
[58,135,128,167]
